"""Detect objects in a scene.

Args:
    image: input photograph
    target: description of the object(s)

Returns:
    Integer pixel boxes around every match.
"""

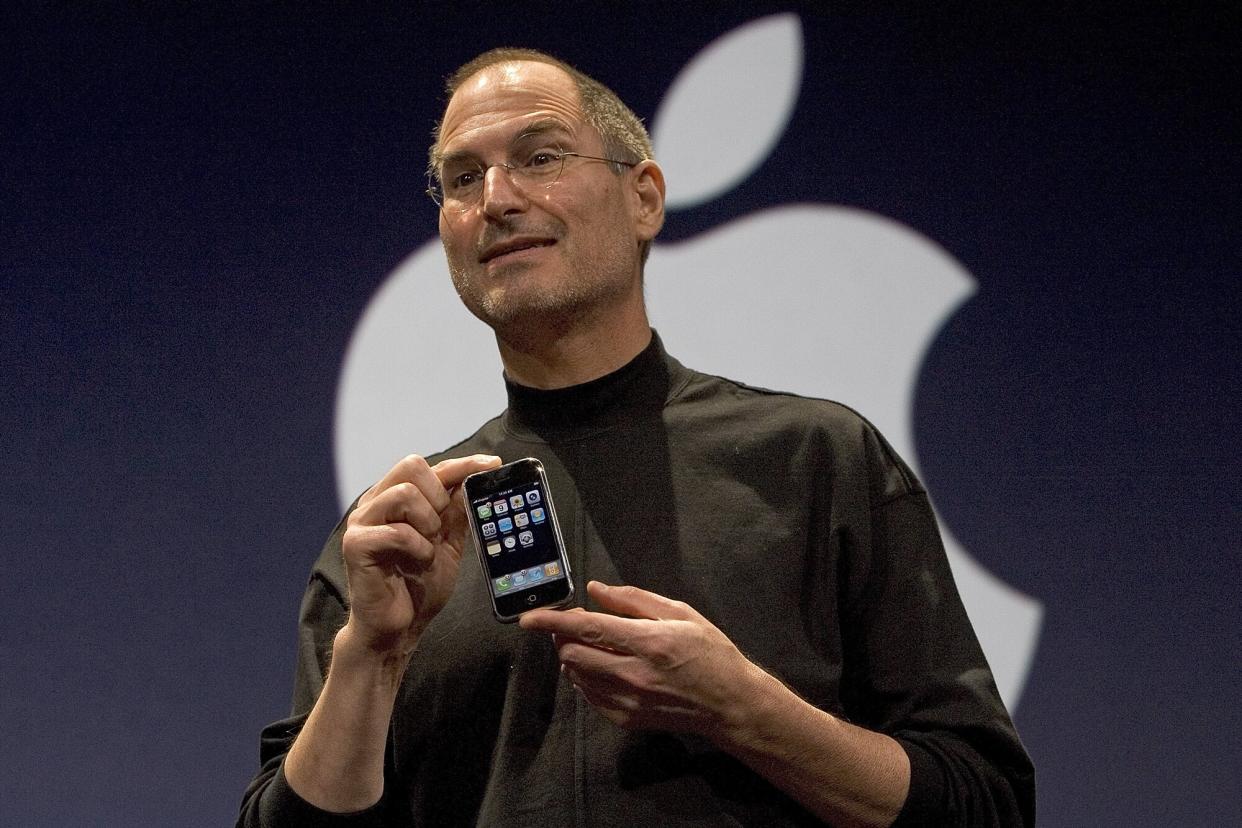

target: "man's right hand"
[339,453,502,659]
[285,452,503,812]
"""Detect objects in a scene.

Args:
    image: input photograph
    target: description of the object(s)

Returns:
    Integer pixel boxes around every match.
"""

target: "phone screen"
[465,459,573,620]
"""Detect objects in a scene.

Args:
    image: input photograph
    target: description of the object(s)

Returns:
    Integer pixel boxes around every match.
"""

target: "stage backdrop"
[2,4,1237,826]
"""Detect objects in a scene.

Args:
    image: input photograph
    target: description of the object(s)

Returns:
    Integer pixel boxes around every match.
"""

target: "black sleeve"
[236,507,403,828]
[838,428,1036,827]
[235,712,390,828]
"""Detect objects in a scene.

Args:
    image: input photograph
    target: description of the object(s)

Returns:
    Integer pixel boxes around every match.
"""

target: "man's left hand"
[518,581,766,740]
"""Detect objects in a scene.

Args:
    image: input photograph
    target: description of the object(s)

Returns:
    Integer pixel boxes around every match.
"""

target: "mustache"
[475,218,564,258]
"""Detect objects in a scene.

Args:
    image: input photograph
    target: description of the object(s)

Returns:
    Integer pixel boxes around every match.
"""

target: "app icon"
[476,503,492,519]
[527,567,544,582]
[514,512,529,528]
[513,570,527,586]
[481,522,497,538]
[486,541,501,557]
[495,574,512,592]
[518,530,534,547]
[497,517,513,533]
[510,494,525,510]
[543,561,561,577]
[503,536,517,549]
[530,507,545,524]
[493,499,509,515]
[525,490,540,505]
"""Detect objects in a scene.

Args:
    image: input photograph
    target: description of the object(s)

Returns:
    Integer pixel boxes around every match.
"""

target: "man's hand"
[518,580,765,740]
[521,581,910,827]
[285,453,500,811]
[340,453,501,658]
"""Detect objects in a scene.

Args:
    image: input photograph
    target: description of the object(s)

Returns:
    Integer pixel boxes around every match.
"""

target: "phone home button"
[526,593,539,604]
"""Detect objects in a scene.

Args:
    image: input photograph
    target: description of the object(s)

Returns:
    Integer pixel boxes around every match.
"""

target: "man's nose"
[481,164,528,219]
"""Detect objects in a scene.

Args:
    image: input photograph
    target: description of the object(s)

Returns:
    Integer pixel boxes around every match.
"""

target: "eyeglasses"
[427,146,638,213]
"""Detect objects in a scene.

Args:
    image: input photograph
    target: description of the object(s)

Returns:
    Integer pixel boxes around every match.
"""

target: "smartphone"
[462,457,574,622]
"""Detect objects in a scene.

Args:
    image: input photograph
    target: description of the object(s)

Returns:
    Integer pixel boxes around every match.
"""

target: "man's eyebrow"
[437,147,479,170]
[436,119,577,172]
[513,119,574,144]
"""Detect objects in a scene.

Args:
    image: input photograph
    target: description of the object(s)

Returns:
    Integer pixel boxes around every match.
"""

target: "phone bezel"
[463,458,574,622]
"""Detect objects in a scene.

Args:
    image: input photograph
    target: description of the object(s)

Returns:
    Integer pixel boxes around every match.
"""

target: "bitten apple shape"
[335,12,1042,709]
[648,14,1040,708]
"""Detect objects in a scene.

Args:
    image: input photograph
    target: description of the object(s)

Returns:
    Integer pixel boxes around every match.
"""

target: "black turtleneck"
[240,332,1035,828]
[502,330,689,440]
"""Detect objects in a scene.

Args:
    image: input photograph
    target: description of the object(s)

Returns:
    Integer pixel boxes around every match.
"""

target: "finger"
[353,481,442,537]
[520,607,651,654]
[432,454,503,491]
[435,455,502,548]
[586,581,699,622]
[365,454,432,499]
[343,522,437,570]
[566,667,640,713]
[556,639,644,677]
[521,605,586,624]
[438,485,491,556]
[367,452,499,512]
[569,674,636,720]
[437,485,469,544]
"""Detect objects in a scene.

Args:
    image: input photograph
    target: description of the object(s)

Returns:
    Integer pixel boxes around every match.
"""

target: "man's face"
[434,61,645,333]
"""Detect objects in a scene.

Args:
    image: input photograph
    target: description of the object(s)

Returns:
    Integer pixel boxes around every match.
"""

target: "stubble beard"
[446,233,638,348]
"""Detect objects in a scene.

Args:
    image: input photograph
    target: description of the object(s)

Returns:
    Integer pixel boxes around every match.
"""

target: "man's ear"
[631,160,666,243]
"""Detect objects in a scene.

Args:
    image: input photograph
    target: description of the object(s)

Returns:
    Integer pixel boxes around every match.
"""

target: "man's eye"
[525,150,562,169]
[447,170,482,191]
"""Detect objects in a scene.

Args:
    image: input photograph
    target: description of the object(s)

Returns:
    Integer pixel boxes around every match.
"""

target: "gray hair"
[429,48,656,264]
[429,47,652,175]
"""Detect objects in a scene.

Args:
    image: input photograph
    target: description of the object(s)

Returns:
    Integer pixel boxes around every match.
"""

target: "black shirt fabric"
[238,332,1035,827]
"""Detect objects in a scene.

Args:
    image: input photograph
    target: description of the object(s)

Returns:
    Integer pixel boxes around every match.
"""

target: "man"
[239,49,1034,827]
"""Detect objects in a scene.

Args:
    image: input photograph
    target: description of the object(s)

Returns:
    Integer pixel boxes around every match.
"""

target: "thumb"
[432,454,502,489]
[435,455,501,548]
[438,486,473,549]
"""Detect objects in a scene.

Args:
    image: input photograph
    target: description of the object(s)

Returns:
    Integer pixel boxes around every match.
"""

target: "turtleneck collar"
[502,330,690,440]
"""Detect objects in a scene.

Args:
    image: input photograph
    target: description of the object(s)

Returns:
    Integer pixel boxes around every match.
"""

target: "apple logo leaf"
[646,14,1043,708]
[652,13,803,210]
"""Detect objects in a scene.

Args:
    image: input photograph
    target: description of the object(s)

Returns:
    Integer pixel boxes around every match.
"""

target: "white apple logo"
[334,14,1042,708]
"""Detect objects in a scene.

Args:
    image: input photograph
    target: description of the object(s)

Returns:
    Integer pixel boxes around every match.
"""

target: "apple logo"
[334,13,1042,708]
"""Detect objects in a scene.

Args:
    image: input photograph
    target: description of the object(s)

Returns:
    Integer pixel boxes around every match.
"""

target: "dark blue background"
[3,3,1238,825]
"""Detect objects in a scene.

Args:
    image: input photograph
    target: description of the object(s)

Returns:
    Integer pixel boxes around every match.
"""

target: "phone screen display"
[465,459,572,620]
